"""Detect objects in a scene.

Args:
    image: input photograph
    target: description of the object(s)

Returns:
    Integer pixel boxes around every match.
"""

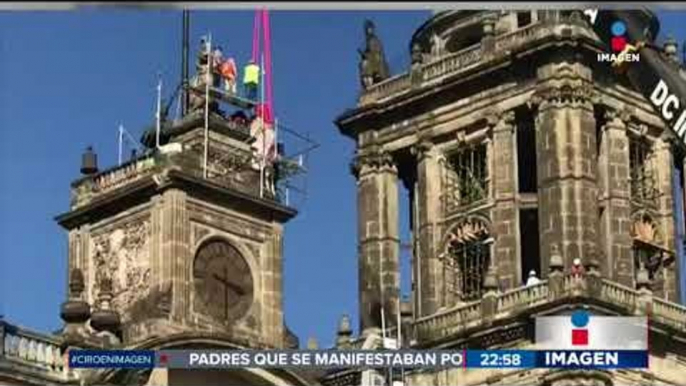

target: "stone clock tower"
[56,98,297,354]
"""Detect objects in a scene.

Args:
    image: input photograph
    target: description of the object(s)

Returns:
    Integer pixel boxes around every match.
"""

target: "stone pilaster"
[159,189,191,324]
[533,62,599,271]
[264,226,285,347]
[352,147,400,332]
[597,108,633,286]
[653,136,677,300]
[412,140,442,317]
[490,110,518,289]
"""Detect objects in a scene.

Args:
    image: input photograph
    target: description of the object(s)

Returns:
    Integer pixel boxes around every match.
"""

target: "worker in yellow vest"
[243,60,260,101]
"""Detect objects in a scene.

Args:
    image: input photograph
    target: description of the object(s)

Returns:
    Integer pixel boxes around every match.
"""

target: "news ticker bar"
[68,349,649,370]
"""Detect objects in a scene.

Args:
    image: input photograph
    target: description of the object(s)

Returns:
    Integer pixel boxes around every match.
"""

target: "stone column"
[160,189,191,323]
[533,61,599,271]
[490,110,518,289]
[653,135,677,300]
[412,140,442,317]
[352,147,400,333]
[597,108,633,286]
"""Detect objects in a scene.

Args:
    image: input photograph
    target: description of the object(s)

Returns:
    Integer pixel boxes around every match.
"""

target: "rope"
[262,9,274,117]
[252,10,261,63]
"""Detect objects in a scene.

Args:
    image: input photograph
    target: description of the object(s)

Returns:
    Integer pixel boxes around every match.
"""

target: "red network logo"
[611,21,628,52]
[571,310,590,346]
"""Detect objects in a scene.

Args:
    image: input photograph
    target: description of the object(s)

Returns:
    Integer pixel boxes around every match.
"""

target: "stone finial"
[585,246,600,273]
[636,262,651,291]
[482,13,497,36]
[549,244,564,273]
[69,268,85,298]
[337,314,353,337]
[336,314,353,348]
[400,299,413,318]
[307,337,319,350]
[60,268,91,325]
[483,264,498,292]
[80,146,98,175]
[665,35,678,62]
[90,277,121,335]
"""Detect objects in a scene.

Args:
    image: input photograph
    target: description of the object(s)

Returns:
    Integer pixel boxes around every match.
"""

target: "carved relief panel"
[88,217,151,323]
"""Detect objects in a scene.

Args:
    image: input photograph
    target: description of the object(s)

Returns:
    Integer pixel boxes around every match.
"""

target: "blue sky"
[1,9,685,348]
[0,9,428,347]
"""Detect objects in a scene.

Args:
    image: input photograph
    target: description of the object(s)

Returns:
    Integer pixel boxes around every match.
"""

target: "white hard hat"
[529,270,536,276]
[573,258,581,265]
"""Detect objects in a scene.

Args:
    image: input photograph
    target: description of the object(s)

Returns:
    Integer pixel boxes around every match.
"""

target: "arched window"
[193,239,253,322]
[445,219,492,301]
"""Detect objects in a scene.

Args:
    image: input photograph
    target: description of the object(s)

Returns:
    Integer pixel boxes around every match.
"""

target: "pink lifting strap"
[251,10,261,63]
[262,8,274,119]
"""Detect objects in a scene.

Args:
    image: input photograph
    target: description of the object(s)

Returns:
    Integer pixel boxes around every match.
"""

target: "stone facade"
[4,9,686,386]
[332,9,686,386]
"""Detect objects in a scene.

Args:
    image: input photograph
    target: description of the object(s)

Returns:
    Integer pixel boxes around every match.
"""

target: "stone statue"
[430,33,444,58]
[189,38,220,113]
[358,19,390,89]
[411,43,423,66]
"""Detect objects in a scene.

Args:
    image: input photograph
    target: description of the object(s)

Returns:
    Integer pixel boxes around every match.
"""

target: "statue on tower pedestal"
[358,20,390,89]
[189,37,220,113]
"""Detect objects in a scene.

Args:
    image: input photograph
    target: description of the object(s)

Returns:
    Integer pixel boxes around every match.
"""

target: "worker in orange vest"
[219,57,238,95]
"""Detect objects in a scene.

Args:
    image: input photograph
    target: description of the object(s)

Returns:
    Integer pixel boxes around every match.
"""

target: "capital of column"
[411,138,435,162]
[487,108,515,133]
[602,106,630,131]
[531,80,597,111]
[350,146,397,178]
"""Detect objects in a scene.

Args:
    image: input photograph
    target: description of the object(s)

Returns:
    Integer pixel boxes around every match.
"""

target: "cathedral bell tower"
[56,44,296,350]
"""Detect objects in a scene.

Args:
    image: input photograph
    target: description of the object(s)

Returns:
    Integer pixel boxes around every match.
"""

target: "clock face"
[193,240,253,322]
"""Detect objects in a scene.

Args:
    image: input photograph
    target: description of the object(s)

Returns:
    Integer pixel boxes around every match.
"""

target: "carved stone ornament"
[91,219,151,323]
[631,215,661,244]
[532,81,596,109]
[543,370,613,386]
[350,146,396,177]
[410,139,434,161]
[447,218,490,246]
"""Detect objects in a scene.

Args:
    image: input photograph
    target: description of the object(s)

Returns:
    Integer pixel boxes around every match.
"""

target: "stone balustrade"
[359,21,550,106]
[72,154,159,209]
[421,43,482,84]
[415,300,481,342]
[652,297,686,331]
[92,156,157,193]
[494,22,548,53]
[412,274,686,344]
[599,279,637,311]
[496,281,549,315]
[1,324,70,381]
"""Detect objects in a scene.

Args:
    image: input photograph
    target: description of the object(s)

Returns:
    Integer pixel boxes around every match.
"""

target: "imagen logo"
[597,19,640,64]
[610,21,628,52]
[571,310,590,346]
